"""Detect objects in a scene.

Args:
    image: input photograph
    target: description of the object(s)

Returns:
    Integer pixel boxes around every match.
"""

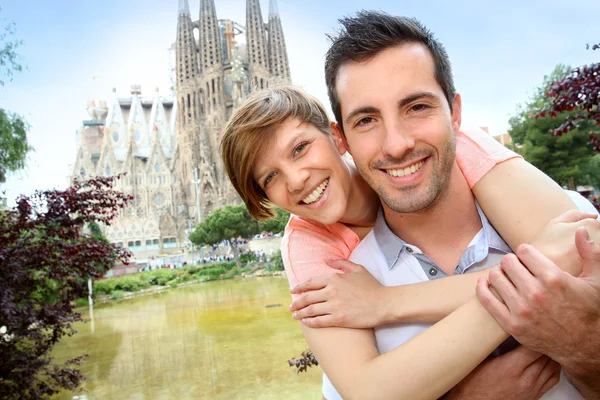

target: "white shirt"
[323,191,596,399]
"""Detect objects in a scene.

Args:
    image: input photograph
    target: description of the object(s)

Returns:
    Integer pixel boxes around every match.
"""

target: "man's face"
[335,43,461,214]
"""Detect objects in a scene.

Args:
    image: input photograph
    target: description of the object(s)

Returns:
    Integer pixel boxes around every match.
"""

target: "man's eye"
[355,117,374,127]
[411,104,428,112]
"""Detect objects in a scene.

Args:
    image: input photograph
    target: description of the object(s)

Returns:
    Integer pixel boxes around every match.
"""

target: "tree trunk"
[568,177,576,191]
[232,242,241,269]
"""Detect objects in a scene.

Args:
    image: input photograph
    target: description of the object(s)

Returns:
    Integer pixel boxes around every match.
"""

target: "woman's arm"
[291,128,592,326]
[304,298,507,400]
[282,219,509,399]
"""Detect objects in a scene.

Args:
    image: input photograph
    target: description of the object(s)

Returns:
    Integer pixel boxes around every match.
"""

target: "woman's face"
[253,118,352,225]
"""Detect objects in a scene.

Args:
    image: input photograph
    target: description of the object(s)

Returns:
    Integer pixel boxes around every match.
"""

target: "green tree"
[509,65,597,189]
[189,205,261,269]
[259,208,291,234]
[0,16,32,182]
[584,154,600,189]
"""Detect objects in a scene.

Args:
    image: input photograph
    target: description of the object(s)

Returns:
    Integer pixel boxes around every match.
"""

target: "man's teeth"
[302,179,329,205]
[387,160,425,177]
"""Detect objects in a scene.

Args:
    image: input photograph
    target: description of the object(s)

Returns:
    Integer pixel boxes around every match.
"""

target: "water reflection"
[53,277,321,399]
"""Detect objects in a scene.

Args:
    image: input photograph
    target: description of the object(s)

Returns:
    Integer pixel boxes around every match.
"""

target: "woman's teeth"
[387,160,425,177]
[302,179,329,205]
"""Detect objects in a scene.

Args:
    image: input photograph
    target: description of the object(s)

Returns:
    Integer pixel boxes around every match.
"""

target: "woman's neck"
[339,161,379,228]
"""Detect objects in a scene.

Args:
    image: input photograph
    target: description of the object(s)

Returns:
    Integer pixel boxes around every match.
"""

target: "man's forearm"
[564,360,600,399]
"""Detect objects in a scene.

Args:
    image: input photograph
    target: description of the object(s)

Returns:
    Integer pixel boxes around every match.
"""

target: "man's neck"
[340,161,380,228]
[383,163,482,273]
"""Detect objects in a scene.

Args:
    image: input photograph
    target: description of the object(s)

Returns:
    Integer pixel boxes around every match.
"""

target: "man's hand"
[476,227,600,398]
[289,259,391,328]
[446,346,560,400]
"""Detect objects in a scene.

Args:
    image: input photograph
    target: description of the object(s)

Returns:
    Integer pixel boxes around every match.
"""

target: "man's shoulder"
[348,230,386,268]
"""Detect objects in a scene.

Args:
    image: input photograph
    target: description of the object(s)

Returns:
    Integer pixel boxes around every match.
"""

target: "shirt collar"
[373,202,512,270]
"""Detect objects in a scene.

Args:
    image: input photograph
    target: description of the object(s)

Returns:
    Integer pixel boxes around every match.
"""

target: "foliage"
[0,175,132,399]
[584,154,600,189]
[509,65,597,189]
[92,260,240,298]
[259,208,291,234]
[0,19,32,183]
[0,108,32,182]
[270,250,284,271]
[0,16,23,86]
[288,349,319,373]
[533,43,599,152]
[190,205,261,269]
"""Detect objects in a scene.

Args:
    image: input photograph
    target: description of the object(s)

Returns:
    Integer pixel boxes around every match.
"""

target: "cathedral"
[70,0,291,261]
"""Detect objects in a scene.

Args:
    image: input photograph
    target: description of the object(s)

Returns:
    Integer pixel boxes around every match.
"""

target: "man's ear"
[331,122,350,155]
[451,93,462,135]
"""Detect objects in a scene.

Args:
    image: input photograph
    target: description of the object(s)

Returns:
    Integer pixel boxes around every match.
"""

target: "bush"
[110,290,124,300]
[270,250,284,271]
[93,279,118,295]
[222,268,239,279]
[73,298,88,308]
[144,269,176,286]
[196,267,226,280]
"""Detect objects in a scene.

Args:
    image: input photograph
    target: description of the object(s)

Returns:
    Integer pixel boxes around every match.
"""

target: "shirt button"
[405,247,413,253]
[429,267,438,276]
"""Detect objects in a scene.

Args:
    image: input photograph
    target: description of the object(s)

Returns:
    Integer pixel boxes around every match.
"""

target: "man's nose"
[381,120,416,159]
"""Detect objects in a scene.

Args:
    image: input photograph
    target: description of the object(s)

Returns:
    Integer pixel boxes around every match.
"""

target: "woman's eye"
[263,172,277,188]
[293,141,309,156]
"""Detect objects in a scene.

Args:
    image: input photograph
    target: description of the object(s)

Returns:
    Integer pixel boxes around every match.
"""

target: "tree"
[0,175,132,399]
[0,16,32,182]
[509,65,597,189]
[534,42,599,152]
[259,208,291,234]
[189,204,261,269]
[584,154,600,189]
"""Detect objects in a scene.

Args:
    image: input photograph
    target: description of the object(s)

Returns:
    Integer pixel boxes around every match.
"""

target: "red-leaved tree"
[535,43,599,152]
[0,175,132,399]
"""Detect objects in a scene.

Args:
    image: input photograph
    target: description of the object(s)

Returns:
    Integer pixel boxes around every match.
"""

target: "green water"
[52,277,322,399]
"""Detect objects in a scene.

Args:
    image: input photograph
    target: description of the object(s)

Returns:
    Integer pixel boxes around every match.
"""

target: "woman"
[220,86,594,399]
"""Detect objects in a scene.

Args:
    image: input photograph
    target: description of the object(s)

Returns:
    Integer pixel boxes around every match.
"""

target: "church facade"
[70,0,291,261]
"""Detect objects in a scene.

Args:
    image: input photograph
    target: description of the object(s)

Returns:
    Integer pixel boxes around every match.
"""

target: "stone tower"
[246,0,271,90]
[267,0,291,84]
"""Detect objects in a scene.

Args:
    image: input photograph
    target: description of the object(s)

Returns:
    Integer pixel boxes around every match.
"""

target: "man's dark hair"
[325,11,456,128]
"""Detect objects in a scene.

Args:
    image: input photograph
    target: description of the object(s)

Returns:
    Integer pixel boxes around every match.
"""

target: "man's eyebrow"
[344,106,380,125]
[398,92,438,108]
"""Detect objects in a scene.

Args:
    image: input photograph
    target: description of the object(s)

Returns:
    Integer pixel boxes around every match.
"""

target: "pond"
[52,277,322,399]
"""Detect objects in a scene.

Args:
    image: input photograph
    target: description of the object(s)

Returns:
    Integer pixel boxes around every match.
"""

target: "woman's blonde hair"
[221,85,331,220]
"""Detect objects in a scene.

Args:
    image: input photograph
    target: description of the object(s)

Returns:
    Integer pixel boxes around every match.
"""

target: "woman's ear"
[331,122,349,155]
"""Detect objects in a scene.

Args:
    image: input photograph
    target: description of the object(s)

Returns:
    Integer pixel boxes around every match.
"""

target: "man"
[290,11,600,399]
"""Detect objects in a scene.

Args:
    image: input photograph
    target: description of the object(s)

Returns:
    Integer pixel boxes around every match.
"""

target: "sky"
[1,0,598,206]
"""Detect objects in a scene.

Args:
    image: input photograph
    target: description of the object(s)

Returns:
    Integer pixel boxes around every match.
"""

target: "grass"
[85,254,285,304]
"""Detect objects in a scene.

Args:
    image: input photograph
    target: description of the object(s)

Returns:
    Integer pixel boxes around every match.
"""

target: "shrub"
[110,290,124,300]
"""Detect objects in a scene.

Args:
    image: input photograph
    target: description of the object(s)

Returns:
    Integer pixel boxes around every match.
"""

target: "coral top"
[281,128,521,292]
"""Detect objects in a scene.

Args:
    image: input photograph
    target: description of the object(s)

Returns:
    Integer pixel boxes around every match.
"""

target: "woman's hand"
[528,210,599,276]
[289,259,392,328]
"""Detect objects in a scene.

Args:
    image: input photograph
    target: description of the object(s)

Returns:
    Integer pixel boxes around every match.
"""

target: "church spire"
[175,0,199,87]
[179,0,190,15]
[246,0,270,89]
[269,0,279,17]
[267,0,290,83]
[175,0,200,128]
[198,0,222,71]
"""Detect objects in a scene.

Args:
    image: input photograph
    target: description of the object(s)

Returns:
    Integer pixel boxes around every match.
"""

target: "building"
[70,0,291,261]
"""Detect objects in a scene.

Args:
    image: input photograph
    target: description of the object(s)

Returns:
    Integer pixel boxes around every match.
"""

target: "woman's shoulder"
[284,215,359,248]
